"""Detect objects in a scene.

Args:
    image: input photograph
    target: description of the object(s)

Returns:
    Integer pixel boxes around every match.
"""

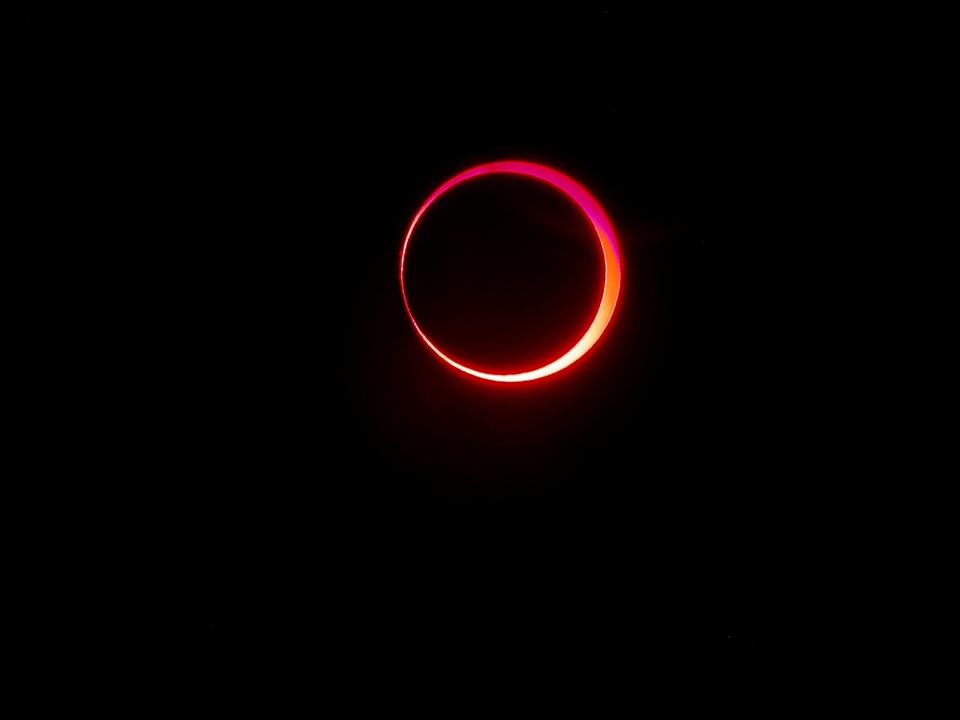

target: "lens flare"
[400,160,622,383]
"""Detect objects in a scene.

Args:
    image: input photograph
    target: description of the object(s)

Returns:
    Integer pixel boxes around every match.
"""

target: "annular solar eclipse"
[400,160,622,383]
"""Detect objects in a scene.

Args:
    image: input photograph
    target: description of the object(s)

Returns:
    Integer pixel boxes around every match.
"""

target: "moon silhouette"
[400,160,623,383]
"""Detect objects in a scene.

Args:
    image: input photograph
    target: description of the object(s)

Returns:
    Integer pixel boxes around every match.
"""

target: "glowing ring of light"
[400,160,622,383]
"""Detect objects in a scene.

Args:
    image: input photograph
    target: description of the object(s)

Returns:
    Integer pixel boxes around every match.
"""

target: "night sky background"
[116,5,888,699]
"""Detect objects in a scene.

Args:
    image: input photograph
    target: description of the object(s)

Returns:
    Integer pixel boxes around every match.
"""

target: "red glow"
[400,161,622,383]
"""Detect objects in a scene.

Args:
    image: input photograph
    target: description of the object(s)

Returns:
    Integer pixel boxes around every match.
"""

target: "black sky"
[119,5,882,696]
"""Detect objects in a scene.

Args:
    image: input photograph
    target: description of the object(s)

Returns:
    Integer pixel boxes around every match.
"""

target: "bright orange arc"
[400,160,623,383]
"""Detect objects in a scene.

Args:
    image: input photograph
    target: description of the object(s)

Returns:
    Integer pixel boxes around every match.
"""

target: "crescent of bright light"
[400,160,623,383]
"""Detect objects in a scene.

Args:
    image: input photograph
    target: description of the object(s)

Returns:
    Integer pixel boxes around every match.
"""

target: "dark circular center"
[403,174,604,373]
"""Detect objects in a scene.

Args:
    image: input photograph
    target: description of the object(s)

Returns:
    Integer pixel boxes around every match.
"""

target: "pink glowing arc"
[400,160,623,383]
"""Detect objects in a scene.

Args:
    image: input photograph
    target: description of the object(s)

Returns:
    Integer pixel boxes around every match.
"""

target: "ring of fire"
[400,160,622,383]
